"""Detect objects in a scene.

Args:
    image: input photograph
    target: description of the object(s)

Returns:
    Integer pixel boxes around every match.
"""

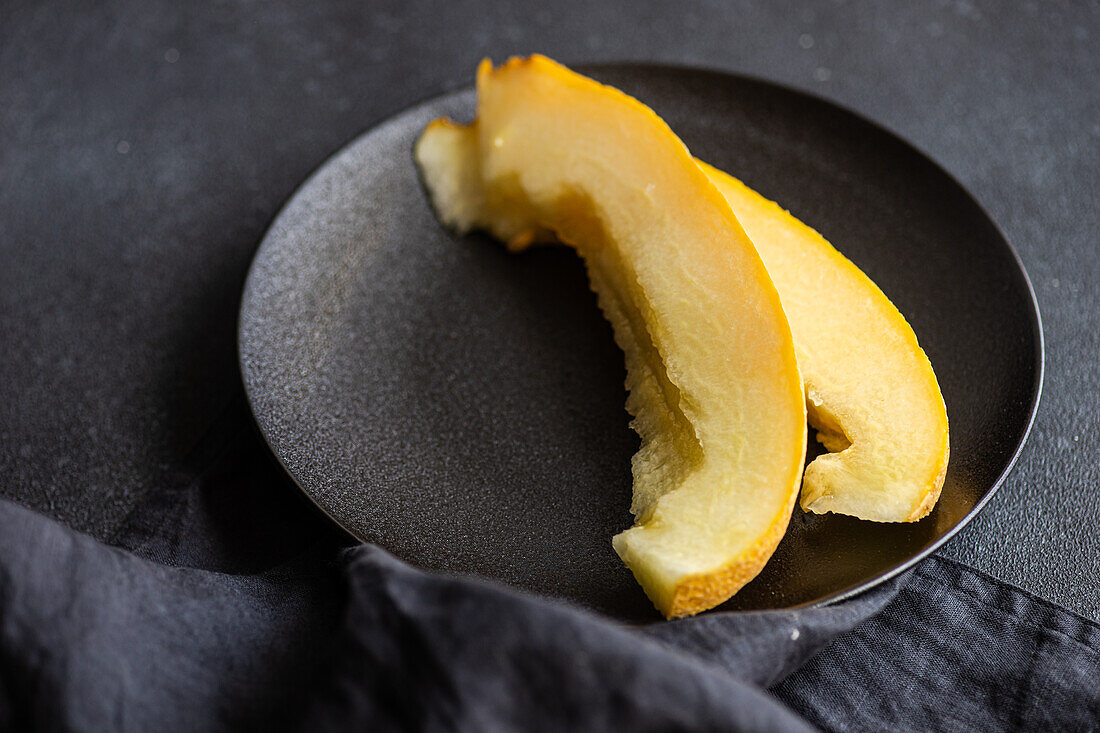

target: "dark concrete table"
[2,1,1096,619]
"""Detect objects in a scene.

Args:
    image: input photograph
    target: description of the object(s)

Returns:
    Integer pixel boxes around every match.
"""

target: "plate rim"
[238,62,1046,617]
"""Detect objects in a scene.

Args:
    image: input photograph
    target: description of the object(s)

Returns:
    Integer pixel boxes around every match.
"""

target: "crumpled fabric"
[1,478,1098,733]
[777,558,1100,730]
[299,545,896,732]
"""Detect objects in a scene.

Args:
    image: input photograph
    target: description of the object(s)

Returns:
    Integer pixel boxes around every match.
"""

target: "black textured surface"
[1,1,1097,618]
[239,69,1040,620]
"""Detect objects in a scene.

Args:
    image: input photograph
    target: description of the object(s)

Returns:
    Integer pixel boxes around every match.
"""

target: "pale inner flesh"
[414,58,806,615]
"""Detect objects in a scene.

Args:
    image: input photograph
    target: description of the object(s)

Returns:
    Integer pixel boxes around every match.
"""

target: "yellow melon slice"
[414,55,807,618]
[699,162,949,522]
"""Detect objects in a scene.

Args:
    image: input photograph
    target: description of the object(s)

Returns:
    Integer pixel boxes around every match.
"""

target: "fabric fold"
[301,545,828,732]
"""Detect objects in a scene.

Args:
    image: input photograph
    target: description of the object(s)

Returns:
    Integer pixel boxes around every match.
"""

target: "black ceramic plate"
[239,65,1042,622]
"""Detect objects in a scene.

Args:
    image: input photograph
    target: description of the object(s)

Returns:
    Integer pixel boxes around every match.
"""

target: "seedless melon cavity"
[510,198,707,524]
[491,181,708,523]
[806,389,853,453]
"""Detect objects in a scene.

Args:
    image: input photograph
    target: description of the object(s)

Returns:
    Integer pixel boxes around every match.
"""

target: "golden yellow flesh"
[415,56,807,618]
[698,163,949,522]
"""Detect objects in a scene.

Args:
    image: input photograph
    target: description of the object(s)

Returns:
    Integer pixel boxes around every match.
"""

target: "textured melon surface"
[415,56,806,618]
[699,162,949,522]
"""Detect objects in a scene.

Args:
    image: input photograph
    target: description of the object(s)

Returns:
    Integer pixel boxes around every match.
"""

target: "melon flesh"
[415,55,807,618]
[699,162,949,522]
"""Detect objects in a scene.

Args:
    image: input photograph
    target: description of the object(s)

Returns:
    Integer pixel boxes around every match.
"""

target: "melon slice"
[414,55,807,618]
[699,163,949,522]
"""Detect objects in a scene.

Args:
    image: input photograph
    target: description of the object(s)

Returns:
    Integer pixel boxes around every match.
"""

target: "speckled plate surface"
[239,65,1042,622]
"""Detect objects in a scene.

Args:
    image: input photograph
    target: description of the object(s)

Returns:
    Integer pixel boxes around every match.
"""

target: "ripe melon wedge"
[415,55,807,618]
[698,162,949,522]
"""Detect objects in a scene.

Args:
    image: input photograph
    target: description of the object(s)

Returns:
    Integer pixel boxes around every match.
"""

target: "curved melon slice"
[414,55,807,618]
[699,163,949,522]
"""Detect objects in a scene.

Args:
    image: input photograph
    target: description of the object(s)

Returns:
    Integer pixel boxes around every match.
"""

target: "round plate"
[239,65,1043,621]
